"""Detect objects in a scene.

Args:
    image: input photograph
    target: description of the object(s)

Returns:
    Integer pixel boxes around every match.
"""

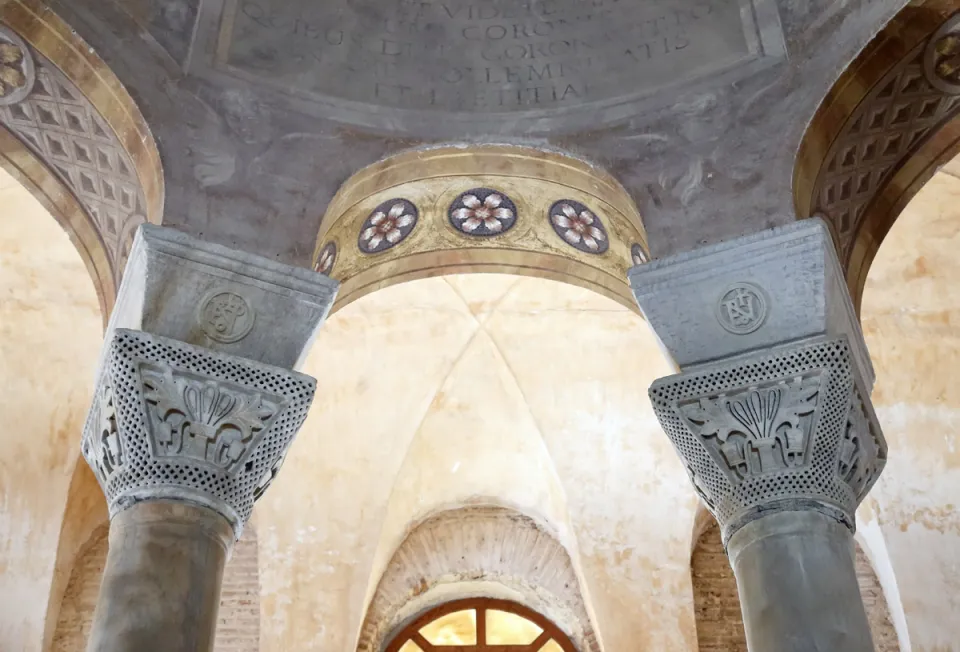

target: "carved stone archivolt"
[0,1,163,313]
[796,2,960,308]
[649,337,887,543]
[314,145,649,313]
[82,329,315,537]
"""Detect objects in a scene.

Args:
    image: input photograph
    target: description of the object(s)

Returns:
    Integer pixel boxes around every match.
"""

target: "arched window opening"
[386,598,577,652]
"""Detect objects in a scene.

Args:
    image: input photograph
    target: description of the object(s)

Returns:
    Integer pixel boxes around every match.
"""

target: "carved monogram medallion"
[0,27,35,106]
[680,374,822,481]
[925,16,960,95]
[358,198,418,254]
[449,188,517,236]
[715,282,768,335]
[198,290,255,343]
[315,241,337,276]
[549,200,609,254]
[140,364,285,474]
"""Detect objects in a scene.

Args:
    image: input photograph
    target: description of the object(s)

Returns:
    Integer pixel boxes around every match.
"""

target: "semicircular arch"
[795,1,960,309]
[357,506,601,652]
[0,0,163,318]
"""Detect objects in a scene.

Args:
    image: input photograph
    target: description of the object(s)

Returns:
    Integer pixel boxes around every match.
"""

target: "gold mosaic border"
[313,145,649,313]
[795,0,960,310]
[0,0,164,318]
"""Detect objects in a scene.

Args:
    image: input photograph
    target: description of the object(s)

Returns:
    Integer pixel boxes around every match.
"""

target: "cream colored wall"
[0,168,103,650]
[256,274,700,651]
[861,164,960,652]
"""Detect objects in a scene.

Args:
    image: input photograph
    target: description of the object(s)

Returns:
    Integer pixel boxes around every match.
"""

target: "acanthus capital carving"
[140,364,284,474]
[81,329,316,537]
[681,373,822,481]
[649,337,887,541]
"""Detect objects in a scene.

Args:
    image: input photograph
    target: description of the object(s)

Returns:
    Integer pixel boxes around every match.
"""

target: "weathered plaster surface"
[254,274,698,651]
[46,0,906,264]
[862,167,960,651]
[0,168,103,650]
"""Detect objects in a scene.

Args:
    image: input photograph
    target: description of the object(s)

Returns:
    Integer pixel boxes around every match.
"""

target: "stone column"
[81,226,338,652]
[631,219,887,652]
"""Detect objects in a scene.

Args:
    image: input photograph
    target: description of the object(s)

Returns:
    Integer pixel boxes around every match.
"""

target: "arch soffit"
[795,0,960,310]
[357,505,602,652]
[313,145,649,315]
[0,0,163,319]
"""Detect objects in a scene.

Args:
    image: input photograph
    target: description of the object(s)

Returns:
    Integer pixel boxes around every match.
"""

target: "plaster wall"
[0,168,103,650]
[255,274,699,651]
[861,165,960,651]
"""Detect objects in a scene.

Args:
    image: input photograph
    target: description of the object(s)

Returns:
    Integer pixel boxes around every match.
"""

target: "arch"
[385,598,578,652]
[357,506,601,652]
[312,145,649,314]
[795,1,960,310]
[689,519,901,651]
[0,164,104,650]
[0,0,163,317]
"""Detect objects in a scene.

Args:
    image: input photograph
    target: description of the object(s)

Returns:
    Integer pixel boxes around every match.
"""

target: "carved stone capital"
[82,329,316,538]
[649,337,887,542]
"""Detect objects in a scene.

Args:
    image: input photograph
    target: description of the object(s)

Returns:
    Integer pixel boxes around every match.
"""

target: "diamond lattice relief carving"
[0,46,145,276]
[816,31,960,260]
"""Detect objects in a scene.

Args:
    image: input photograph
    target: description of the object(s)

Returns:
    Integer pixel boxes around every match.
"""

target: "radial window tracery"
[386,598,577,652]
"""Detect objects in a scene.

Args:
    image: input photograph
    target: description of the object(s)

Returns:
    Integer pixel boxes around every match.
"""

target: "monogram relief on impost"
[140,364,285,474]
[680,373,823,481]
[715,282,768,335]
[198,290,256,343]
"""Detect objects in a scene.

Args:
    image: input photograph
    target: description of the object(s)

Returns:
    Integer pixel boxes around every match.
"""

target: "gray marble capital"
[631,219,886,539]
[83,225,339,535]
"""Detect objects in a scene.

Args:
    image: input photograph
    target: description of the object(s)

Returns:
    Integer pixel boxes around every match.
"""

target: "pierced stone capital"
[649,337,887,542]
[82,329,316,538]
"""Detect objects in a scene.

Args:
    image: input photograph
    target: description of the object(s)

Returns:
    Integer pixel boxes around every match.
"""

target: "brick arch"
[690,520,900,651]
[357,506,601,652]
[49,520,261,651]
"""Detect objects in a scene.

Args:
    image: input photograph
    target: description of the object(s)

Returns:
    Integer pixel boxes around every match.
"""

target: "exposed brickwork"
[51,526,108,652]
[216,527,261,651]
[856,544,901,652]
[691,524,747,652]
[358,506,600,652]
[691,523,901,652]
[50,524,260,651]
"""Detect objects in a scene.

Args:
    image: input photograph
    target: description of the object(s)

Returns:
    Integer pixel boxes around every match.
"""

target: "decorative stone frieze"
[82,328,315,537]
[314,145,649,312]
[649,336,887,541]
